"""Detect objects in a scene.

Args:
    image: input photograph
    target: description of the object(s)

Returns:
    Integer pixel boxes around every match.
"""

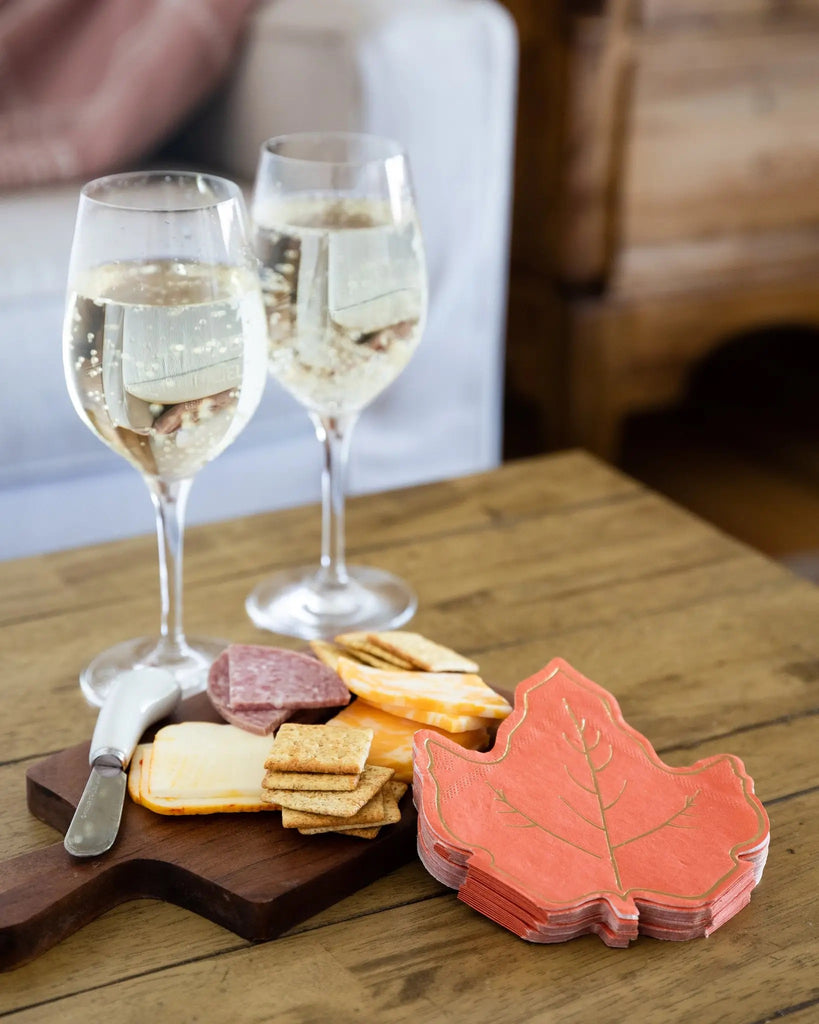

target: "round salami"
[226,645,351,712]
[206,651,293,736]
[206,645,350,735]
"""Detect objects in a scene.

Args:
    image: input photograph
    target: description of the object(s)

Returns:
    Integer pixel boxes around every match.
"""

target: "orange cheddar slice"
[373,700,491,733]
[139,792,275,815]
[329,699,489,784]
[337,658,512,720]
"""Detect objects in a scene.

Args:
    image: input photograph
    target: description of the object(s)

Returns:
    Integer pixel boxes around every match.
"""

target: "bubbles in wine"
[64,260,267,480]
[253,196,427,415]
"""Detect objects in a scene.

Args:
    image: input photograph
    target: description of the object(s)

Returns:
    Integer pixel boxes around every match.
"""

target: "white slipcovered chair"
[0,0,517,560]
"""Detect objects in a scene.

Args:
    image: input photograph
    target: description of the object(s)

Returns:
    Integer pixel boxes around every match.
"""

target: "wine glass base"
[245,565,417,640]
[79,635,228,708]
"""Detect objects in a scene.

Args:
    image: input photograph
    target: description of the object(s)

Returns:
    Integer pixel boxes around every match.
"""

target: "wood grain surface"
[0,452,816,1022]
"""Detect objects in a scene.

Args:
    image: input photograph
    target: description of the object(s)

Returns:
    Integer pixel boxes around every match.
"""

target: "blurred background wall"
[498,0,819,579]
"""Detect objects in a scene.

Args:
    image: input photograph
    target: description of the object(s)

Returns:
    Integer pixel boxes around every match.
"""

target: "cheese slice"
[373,700,491,733]
[128,743,149,803]
[140,744,154,805]
[336,658,512,720]
[329,699,489,783]
[138,791,276,815]
[146,721,273,800]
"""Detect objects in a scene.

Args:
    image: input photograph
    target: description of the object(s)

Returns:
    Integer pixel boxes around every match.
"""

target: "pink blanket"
[0,0,258,189]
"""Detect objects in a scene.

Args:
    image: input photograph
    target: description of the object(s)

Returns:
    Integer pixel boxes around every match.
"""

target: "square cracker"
[297,779,406,834]
[334,632,416,670]
[343,646,413,671]
[308,640,346,672]
[366,631,479,673]
[311,638,402,672]
[262,769,360,792]
[264,722,373,775]
[281,787,387,829]
[386,780,409,803]
[299,825,382,838]
[270,764,394,816]
[298,826,382,839]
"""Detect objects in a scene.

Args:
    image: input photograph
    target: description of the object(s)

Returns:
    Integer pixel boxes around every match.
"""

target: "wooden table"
[1,452,816,1022]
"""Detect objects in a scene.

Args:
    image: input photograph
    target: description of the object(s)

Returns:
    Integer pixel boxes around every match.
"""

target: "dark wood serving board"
[0,694,418,971]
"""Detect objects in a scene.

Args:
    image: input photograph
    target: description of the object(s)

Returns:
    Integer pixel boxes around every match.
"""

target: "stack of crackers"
[314,630,480,676]
[311,631,512,784]
[260,722,407,839]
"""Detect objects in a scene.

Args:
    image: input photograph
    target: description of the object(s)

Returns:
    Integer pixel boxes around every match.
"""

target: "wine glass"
[245,132,428,639]
[63,170,268,706]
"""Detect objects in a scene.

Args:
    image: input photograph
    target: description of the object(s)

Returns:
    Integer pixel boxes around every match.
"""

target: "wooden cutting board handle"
[0,840,131,970]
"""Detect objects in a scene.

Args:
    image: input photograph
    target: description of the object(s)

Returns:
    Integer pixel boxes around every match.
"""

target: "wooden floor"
[505,330,819,581]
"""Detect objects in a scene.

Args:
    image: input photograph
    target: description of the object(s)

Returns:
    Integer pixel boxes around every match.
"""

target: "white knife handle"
[89,668,181,767]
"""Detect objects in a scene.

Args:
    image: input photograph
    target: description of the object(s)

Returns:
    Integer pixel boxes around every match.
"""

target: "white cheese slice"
[146,722,273,800]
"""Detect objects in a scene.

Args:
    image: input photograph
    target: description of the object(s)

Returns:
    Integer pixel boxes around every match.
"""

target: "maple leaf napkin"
[413,658,769,946]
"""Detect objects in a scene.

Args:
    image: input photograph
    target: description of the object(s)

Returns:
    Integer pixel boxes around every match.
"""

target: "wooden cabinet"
[503,0,819,458]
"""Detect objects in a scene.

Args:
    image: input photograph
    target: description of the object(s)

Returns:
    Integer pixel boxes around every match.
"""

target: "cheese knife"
[64,668,180,858]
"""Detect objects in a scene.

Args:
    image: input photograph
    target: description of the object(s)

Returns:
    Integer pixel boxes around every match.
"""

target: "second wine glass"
[63,170,268,705]
[245,132,428,640]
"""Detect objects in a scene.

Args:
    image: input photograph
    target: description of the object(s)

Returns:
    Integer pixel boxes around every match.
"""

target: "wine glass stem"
[311,412,358,589]
[147,476,193,657]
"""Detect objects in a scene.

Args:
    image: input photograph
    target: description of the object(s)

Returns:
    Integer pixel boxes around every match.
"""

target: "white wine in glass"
[64,171,268,706]
[245,132,428,639]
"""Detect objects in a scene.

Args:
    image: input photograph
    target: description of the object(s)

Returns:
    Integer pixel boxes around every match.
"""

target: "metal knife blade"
[64,667,181,858]
[63,753,128,858]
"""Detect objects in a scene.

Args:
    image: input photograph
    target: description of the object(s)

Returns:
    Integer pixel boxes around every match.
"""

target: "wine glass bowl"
[63,171,268,705]
[245,132,428,639]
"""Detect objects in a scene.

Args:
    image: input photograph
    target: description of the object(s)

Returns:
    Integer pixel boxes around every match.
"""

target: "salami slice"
[226,645,350,712]
[206,651,293,736]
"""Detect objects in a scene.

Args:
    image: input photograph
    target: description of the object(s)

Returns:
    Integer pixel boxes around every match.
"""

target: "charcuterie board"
[0,693,417,972]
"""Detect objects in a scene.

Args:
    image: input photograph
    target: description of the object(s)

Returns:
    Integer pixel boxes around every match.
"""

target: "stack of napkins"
[412,658,770,947]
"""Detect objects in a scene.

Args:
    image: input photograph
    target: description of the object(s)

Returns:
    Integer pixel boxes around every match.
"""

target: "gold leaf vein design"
[487,698,702,891]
